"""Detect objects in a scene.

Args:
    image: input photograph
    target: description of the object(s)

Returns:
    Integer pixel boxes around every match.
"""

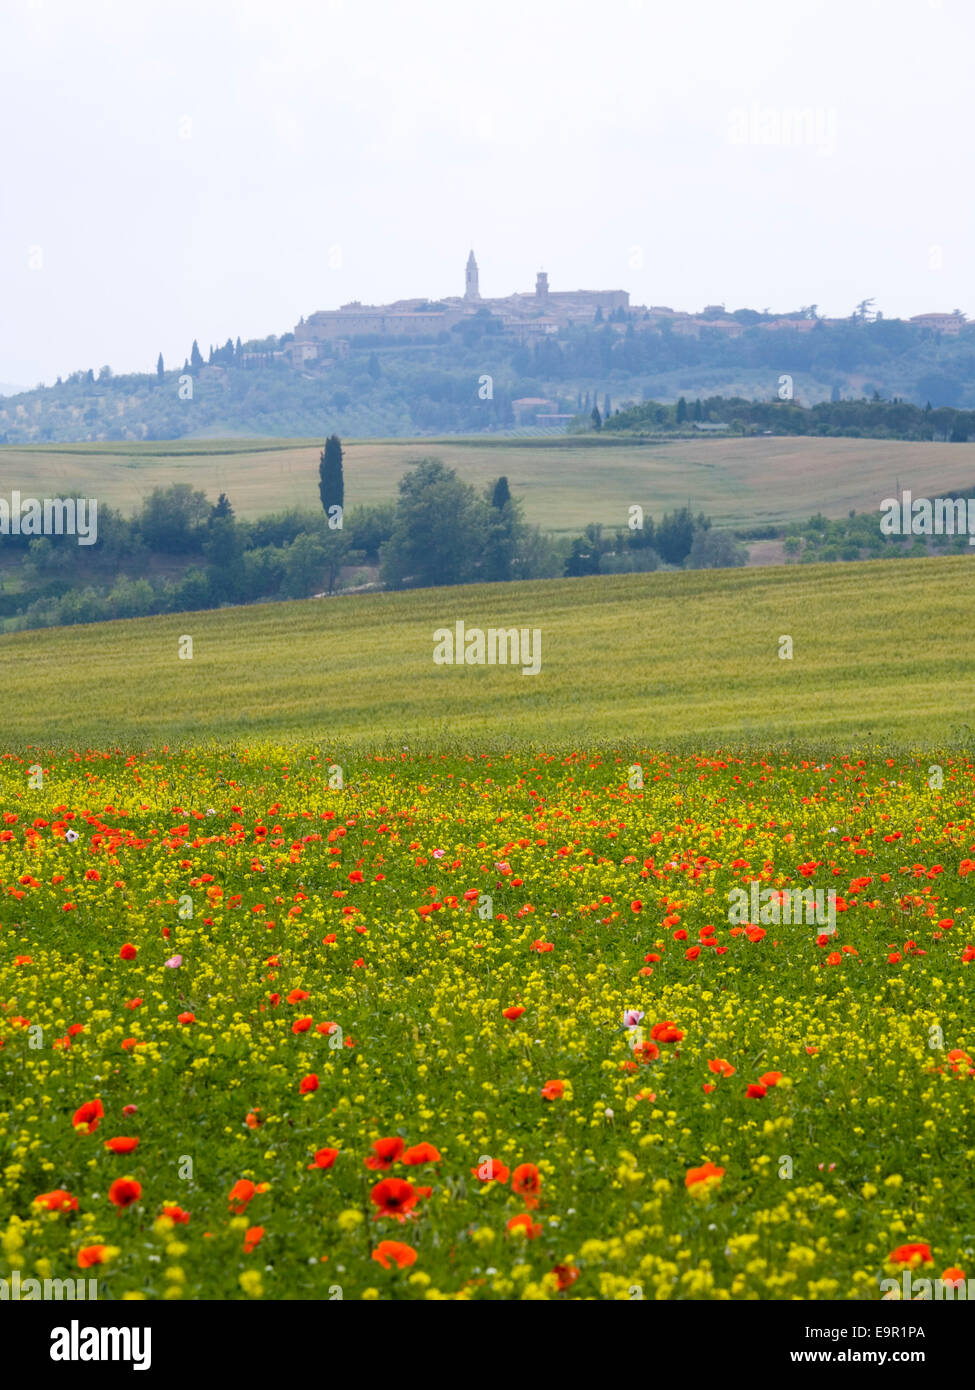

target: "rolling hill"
[1,555,972,750]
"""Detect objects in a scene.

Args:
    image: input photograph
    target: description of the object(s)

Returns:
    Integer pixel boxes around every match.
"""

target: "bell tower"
[465,250,480,301]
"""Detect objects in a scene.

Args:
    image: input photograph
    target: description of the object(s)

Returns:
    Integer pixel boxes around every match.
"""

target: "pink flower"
[165,955,183,969]
[623,1009,644,1028]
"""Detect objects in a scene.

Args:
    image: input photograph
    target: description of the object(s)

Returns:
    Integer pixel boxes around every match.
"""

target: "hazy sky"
[2,0,972,386]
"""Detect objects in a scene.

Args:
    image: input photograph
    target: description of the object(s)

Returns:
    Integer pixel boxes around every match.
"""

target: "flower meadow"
[1,746,974,1302]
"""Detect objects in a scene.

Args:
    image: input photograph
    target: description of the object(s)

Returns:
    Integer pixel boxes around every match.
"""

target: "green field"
[1,555,972,750]
[3,435,975,533]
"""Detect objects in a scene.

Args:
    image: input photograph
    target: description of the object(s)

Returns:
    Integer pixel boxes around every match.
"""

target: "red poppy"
[119,943,137,960]
[105,1137,139,1154]
[72,1099,104,1134]
[299,1074,319,1094]
[471,1158,510,1184]
[366,1136,405,1169]
[177,1012,195,1024]
[889,1243,932,1266]
[511,1163,541,1206]
[370,1177,417,1221]
[502,1006,525,1020]
[552,1263,580,1290]
[759,1071,783,1087]
[161,1204,190,1224]
[541,1080,565,1100]
[650,1021,684,1043]
[308,1146,339,1170]
[746,1082,768,1099]
[401,1142,441,1166]
[108,1178,141,1209]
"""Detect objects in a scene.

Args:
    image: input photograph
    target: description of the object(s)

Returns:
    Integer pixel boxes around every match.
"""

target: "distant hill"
[3,316,975,443]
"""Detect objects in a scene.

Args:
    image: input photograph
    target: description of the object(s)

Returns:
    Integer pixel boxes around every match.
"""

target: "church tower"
[465,250,480,301]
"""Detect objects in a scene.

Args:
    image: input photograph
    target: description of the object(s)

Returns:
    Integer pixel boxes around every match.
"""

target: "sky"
[1,0,972,387]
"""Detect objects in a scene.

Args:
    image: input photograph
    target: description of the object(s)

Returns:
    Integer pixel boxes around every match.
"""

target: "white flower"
[65,829,79,843]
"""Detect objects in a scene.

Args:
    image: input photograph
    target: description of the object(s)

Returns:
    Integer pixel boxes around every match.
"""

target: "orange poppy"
[228,1179,257,1213]
[507,1213,542,1238]
[889,1243,932,1266]
[685,1160,725,1189]
[541,1080,565,1100]
[33,1189,78,1212]
[77,1245,109,1268]
[502,1006,525,1020]
[243,1225,265,1253]
[373,1240,417,1270]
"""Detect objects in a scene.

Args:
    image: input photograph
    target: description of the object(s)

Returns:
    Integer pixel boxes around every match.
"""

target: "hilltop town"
[285,250,967,367]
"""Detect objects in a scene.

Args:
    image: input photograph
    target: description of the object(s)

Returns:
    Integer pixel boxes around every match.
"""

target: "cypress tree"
[319,434,344,514]
[491,476,511,509]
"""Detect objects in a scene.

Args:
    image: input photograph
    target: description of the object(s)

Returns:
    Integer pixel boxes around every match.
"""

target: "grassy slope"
[0,555,970,750]
[3,435,975,532]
